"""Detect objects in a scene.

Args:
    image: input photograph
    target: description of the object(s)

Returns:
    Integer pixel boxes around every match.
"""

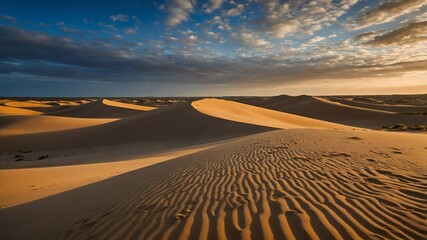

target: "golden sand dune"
[192,98,348,130]
[4,101,54,108]
[242,95,427,128]
[0,115,116,136]
[0,99,12,104]
[102,99,157,111]
[57,101,80,106]
[325,97,427,113]
[0,129,425,240]
[0,102,271,153]
[0,143,218,208]
[314,97,395,114]
[47,99,148,118]
[0,105,41,116]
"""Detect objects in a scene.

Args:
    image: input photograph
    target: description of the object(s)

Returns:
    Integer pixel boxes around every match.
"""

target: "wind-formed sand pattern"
[0,95,426,240]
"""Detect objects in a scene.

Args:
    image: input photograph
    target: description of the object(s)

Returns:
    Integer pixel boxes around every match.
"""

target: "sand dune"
[0,101,271,153]
[0,143,219,208]
[0,105,41,116]
[57,101,80,106]
[0,129,425,240]
[242,95,427,128]
[102,99,157,111]
[192,98,348,130]
[0,115,116,136]
[0,100,12,104]
[324,97,427,113]
[47,99,148,118]
[4,101,54,108]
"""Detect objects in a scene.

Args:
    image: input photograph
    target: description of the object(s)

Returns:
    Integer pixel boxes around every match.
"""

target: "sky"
[0,0,426,97]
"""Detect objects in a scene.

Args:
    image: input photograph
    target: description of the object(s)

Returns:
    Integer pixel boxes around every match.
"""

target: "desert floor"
[0,95,426,240]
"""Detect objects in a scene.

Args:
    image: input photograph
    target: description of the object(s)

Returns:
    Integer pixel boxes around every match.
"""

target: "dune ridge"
[0,101,271,153]
[4,101,54,108]
[0,105,42,116]
[102,99,157,111]
[241,95,427,128]
[325,97,427,113]
[0,115,117,136]
[47,99,146,118]
[192,98,349,130]
[0,129,425,240]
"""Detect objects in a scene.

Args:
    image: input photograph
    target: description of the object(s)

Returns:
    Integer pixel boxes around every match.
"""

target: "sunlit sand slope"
[0,129,425,240]
[0,115,116,136]
[102,99,157,111]
[325,97,427,113]
[4,101,54,108]
[242,95,427,128]
[192,98,349,129]
[0,102,271,152]
[0,106,41,116]
[0,144,218,208]
[47,99,146,118]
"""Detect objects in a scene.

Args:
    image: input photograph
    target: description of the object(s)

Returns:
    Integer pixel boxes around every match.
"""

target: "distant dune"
[241,95,427,128]
[4,101,54,108]
[47,99,150,118]
[325,96,427,113]
[102,99,157,111]
[0,105,42,116]
[0,115,116,136]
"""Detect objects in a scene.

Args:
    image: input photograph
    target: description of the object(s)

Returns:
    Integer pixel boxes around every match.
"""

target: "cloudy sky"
[0,0,426,96]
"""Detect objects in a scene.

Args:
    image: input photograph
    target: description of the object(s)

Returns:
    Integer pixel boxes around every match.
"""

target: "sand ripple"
[1,130,424,240]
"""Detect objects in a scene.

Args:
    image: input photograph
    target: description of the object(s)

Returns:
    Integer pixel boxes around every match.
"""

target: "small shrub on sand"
[382,124,426,132]
[392,123,408,130]
[38,155,49,160]
[409,125,426,131]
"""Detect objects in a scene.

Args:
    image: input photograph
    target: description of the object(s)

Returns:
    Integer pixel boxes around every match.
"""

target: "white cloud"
[307,36,326,44]
[232,30,269,47]
[267,21,299,38]
[209,16,232,31]
[205,0,224,13]
[110,14,129,22]
[257,0,358,38]
[165,0,195,27]
[0,15,17,23]
[125,28,138,35]
[222,4,244,17]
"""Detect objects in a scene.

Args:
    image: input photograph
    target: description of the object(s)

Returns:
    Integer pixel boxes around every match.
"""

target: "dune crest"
[241,95,427,128]
[0,115,117,136]
[0,106,41,116]
[4,101,54,108]
[192,98,348,130]
[0,102,270,153]
[47,99,146,118]
[102,99,157,111]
